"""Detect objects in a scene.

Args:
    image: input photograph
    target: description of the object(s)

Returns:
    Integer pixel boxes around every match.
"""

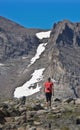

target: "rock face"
[0,16,41,61]
[0,16,42,100]
[42,20,80,98]
[0,17,80,100]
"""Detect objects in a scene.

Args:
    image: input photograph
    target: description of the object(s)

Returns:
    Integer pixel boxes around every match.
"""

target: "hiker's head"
[48,77,51,82]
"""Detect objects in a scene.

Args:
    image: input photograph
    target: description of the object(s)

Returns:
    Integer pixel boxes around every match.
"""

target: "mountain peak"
[51,19,80,47]
[0,17,80,100]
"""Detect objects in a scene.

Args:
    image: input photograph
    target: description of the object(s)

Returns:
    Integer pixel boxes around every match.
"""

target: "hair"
[48,77,51,82]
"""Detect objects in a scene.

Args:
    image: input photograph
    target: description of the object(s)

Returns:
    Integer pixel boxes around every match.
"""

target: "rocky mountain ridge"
[0,16,43,61]
[43,20,80,98]
[0,17,80,100]
[0,16,45,100]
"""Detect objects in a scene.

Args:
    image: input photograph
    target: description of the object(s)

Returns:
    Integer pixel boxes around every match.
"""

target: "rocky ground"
[0,96,80,130]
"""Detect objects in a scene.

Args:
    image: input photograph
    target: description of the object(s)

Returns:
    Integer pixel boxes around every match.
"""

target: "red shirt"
[44,81,53,93]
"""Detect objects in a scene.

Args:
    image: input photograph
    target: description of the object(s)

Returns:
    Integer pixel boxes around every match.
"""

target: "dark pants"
[45,93,52,106]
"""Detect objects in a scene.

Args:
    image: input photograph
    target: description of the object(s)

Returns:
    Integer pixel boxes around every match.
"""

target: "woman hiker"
[43,77,54,109]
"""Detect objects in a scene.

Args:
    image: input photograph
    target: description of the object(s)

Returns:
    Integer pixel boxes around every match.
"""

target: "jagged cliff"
[42,20,80,98]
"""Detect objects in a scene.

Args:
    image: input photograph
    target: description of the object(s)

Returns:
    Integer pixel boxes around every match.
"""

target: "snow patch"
[28,43,47,66]
[0,63,4,66]
[14,68,45,98]
[36,31,51,39]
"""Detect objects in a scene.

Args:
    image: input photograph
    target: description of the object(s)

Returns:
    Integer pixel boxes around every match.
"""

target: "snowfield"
[36,30,51,39]
[14,68,45,98]
[14,31,51,98]
[28,43,47,66]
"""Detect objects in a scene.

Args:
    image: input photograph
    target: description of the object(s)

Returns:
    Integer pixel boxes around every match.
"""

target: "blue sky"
[0,0,80,29]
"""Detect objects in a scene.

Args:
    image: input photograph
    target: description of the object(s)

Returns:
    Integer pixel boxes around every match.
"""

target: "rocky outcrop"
[0,97,80,130]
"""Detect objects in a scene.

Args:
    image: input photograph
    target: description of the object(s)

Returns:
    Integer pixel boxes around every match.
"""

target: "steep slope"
[14,20,80,99]
[0,16,45,100]
[42,20,80,98]
[0,16,43,61]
